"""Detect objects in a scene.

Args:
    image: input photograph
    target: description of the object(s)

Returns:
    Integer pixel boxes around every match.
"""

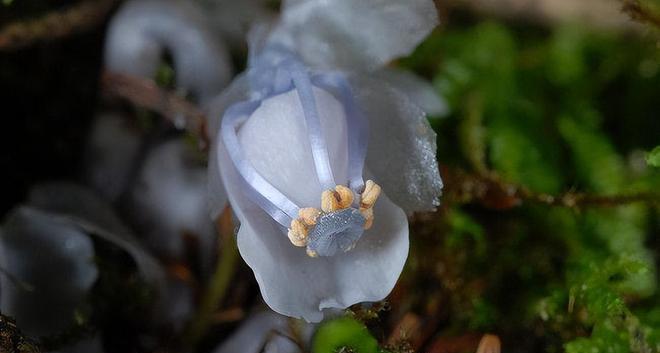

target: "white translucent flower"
[84,116,217,292]
[26,182,165,285]
[213,311,315,353]
[195,0,276,47]
[97,0,238,201]
[83,112,142,203]
[0,183,177,343]
[273,0,440,72]
[207,0,443,322]
[32,182,196,331]
[272,0,448,116]
[0,206,107,353]
[105,0,232,104]
[99,0,237,271]
[126,138,216,273]
[372,68,449,117]
[0,206,98,338]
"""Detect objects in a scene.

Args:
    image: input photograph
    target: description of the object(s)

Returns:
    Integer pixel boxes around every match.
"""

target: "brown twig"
[427,333,483,353]
[441,167,660,210]
[0,0,117,51]
[476,334,501,353]
[183,207,239,347]
[100,71,210,149]
[621,0,660,28]
[386,313,422,349]
[439,0,643,31]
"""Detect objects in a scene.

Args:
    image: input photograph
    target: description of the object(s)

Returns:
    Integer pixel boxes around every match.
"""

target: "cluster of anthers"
[287,180,381,256]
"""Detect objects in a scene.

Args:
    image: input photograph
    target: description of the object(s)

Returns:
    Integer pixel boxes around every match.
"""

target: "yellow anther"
[321,185,354,212]
[298,207,321,226]
[287,219,308,247]
[360,180,381,209]
[321,189,340,212]
[291,218,307,235]
[306,248,318,258]
[360,207,374,230]
[334,185,354,209]
[287,229,307,247]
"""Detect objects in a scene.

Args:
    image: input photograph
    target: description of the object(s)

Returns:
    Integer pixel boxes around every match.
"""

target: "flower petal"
[226,162,408,322]
[216,88,409,321]
[83,112,142,203]
[212,311,310,353]
[373,68,449,117]
[105,0,232,103]
[207,74,250,219]
[273,0,438,71]
[237,87,348,207]
[0,207,98,337]
[350,74,443,213]
[26,183,192,329]
[27,182,165,287]
[126,138,216,270]
[197,0,276,47]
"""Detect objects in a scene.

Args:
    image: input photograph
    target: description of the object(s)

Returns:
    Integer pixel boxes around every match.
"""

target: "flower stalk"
[184,207,239,347]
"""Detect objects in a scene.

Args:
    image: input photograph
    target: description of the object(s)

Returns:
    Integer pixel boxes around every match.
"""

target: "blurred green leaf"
[646,146,660,167]
[312,317,379,353]
[547,25,587,86]
[489,123,563,193]
[558,115,625,193]
[565,321,629,353]
[446,209,486,257]
[155,62,176,89]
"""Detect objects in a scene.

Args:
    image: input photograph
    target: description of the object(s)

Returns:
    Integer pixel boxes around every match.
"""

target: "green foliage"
[155,62,176,89]
[445,209,486,257]
[546,25,588,86]
[565,321,630,353]
[647,146,660,167]
[314,14,660,352]
[402,18,660,353]
[557,115,625,193]
[429,22,564,193]
[312,317,379,353]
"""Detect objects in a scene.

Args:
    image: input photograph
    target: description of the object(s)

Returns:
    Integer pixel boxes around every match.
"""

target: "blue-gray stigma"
[219,47,379,258]
[306,208,365,257]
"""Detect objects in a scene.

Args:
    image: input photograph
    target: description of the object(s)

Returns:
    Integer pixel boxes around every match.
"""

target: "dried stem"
[183,207,239,347]
[621,0,660,28]
[439,0,642,31]
[441,167,660,210]
[0,0,117,51]
[100,71,210,149]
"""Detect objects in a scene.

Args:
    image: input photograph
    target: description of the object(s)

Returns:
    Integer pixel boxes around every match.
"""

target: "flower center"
[287,181,381,257]
[306,208,365,257]
[220,49,377,258]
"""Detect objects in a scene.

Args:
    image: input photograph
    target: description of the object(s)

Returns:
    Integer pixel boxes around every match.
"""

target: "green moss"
[313,318,379,353]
